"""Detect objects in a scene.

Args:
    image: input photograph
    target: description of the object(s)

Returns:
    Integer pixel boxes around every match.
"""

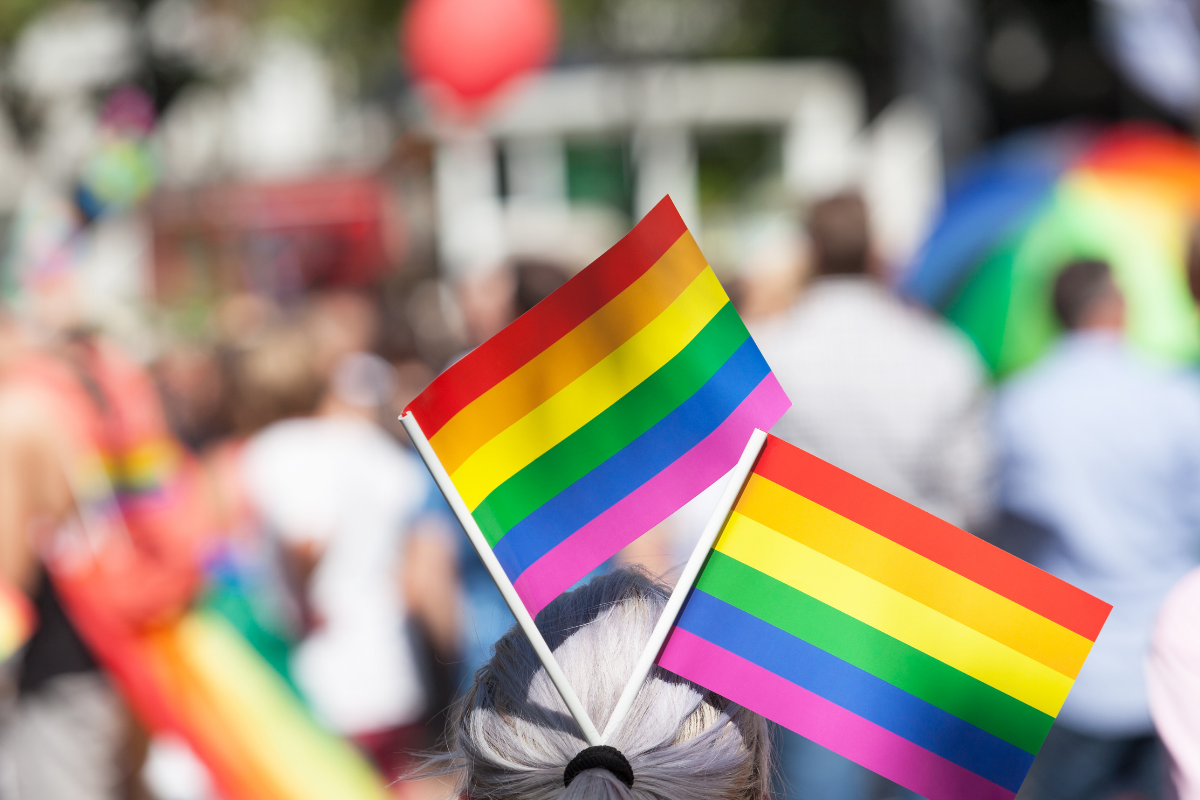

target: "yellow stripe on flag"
[737,475,1093,679]
[715,512,1074,716]
[431,232,706,474]
[451,266,730,510]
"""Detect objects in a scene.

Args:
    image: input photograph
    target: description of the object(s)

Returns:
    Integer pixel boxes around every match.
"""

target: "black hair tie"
[563,745,634,789]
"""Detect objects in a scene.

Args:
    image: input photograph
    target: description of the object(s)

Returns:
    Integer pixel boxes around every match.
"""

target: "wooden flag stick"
[399,412,603,746]
[600,428,768,745]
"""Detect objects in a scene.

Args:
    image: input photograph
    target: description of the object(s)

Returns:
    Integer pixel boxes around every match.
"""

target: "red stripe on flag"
[405,197,688,437]
[753,435,1112,642]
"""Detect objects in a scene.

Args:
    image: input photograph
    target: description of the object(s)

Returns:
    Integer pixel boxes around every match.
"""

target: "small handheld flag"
[655,434,1111,800]
[401,196,789,745]
[403,197,790,617]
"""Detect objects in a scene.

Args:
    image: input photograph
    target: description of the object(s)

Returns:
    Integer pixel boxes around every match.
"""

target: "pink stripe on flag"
[658,628,1017,800]
[514,373,790,617]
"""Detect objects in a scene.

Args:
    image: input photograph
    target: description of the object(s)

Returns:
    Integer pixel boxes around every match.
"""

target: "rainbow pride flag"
[659,435,1111,800]
[405,198,790,616]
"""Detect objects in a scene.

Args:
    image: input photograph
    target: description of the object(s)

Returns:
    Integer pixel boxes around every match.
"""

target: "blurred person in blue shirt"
[994,260,1200,800]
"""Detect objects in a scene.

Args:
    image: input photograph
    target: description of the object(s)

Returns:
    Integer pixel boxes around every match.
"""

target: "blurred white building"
[423,61,943,279]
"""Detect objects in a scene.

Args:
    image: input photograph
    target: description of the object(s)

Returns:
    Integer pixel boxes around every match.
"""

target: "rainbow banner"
[140,611,390,800]
[659,435,1111,800]
[405,197,790,616]
[58,588,390,800]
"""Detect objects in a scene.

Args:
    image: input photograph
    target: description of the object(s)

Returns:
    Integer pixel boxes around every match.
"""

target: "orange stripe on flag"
[753,439,1112,641]
[736,474,1093,678]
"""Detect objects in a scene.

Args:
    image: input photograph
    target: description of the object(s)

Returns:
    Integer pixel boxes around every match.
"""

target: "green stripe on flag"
[472,302,749,546]
[697,550,1054,754]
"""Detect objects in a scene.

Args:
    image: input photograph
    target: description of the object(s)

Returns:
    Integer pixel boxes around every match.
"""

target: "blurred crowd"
[2,1,1200,800]
[0,244,576,799]
[5,179,1200,800]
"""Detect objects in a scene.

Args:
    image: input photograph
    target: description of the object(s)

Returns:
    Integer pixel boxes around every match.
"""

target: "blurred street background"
[2,1,1200,799]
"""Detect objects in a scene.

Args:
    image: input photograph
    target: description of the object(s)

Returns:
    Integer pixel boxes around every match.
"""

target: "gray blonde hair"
[432,568,771,800]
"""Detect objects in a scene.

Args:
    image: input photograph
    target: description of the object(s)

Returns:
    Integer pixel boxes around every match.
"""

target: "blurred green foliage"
[565,136,633,214]
[0,0,66,44]
[697,129,780,210]
[1,0,894,90]
[256,0,409,81]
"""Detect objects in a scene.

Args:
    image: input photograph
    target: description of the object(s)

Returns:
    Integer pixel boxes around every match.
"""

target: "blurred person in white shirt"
[755,191,992,800]
[242,338,459,792]
[761,192,992,530]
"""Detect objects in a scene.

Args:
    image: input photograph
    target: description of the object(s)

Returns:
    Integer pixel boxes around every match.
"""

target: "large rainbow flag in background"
[659,435,1111,800]
[901,126,1200,378]
[405,198,790,616]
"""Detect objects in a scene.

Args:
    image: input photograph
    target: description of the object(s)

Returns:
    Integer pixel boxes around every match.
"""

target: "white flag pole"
[399,411,603,746]
[600,428,768,744]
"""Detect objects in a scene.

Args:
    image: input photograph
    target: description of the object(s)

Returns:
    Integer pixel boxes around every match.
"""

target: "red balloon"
[403,0,558,115]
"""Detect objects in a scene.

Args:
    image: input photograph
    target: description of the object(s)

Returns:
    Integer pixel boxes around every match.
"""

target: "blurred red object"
[152,175,392,306]
[403,0,557,116]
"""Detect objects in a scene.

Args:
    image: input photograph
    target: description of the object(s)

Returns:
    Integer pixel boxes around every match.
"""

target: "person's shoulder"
[361,425,425,476]
[1156,362,1200,391]
[322,419,430,499]
[885,296,989,380]
[992,355,1059,421]
[1109,342,1199,391]
[787,280,963,343]
[242,417,334,476]
[1144,361,1200,415]
[246,416,323,450]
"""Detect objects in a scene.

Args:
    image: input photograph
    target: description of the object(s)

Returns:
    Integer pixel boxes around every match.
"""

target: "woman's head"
[441,569,771,800]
